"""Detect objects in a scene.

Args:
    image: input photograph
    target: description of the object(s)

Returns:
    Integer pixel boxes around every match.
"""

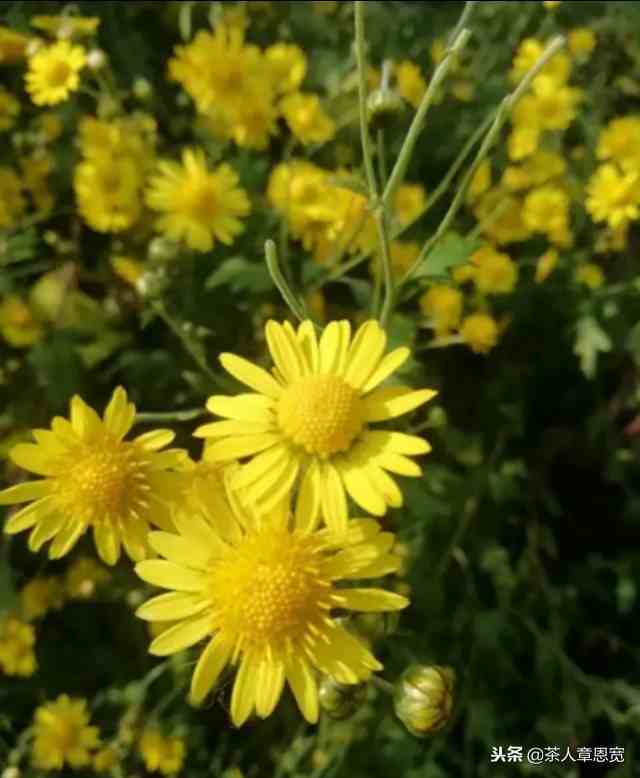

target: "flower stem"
[134,408,206,425]
[401,34,566,287]
[371,675,395,696]
[382,26,473,212]
[265,239,308,322]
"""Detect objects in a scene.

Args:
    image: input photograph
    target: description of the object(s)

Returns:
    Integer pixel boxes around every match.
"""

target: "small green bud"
[133,77,153,101]
[318,676,367,719]
[367,87,405,130]
[136,268,169,300]
[393,665,455,737]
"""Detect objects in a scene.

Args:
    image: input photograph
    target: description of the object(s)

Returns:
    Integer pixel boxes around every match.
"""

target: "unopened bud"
[133,77,153,101]
[367,87,405,130]
[148,237,180,263]
[318,676,367,719]
[86,49,106,70]
[393,665,455,737]
[136,268,169,300]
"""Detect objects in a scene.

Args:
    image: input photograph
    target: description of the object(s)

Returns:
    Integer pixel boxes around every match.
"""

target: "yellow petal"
[286,655,319,723]
[103,387,135,439]
[4,496,57,533]
[0,480,52,505]
[367,466,403,508]
[136,591,209,622]
[28,512,66,551]
[255,657,285,718]
[345,321,387,389]
[190,637,232,706]
[265,321,305,383]
[48,520,84,559]
[376,451,422,476]
[232,445,289,489]
[194,419,274,439]
[296,320,319,374]
[205,394,274,422]
[205,433,280,462]
[361,347,410,393]
[365,430,431,455]
[94,523,120,565]
[10,444,59,476]
[249,456,299,513]
[294,461,321,531]
[340,464,387,516]
[220,353,283,399]
[231,653,257,727]
[135,560,206,591]
[320,463,347,533]
[70,395,103,440]
[134,429,175,450]
[362,387,437,422]
[335,588,409,612]
[149,614,212,656]
[148,531,211,570]
[310,624,380,683]
[318,321,341,374]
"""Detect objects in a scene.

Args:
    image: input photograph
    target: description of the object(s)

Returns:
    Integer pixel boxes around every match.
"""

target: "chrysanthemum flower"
[139,729,185,775]
[395,61,426,109]
[25,40,86,106]
[75,156,143,233]
[280,92,336,146]
[393,184,426,227]
[146,148,250,252]
[31,15,100,40]
[596,116,640,172]
[32,695,99,770]
[266,43,307,94]
[586,164,640,230]
[197,319,435,530]
[460,313,499,354]
[470,246,518,295]
[420,285,463,336]
[0,25,29,64]
[20,576,65,620]
[0,614,36,676]
[135,472,408,726]
[0,387,187,564]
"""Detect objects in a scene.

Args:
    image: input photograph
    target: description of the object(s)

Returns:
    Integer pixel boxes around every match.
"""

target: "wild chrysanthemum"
[266,43,307,94]
[20,576,65,620]
[0,295,42,347]
[0,387,187,564]
[146,148,250,252]
[32,695,99,770]
[31,15,100,39]
[25,40,86,106]
[420,285,463,336]
[0,25,29,64]
[135,472,408,726]
[139,729,185,775]
[0,614,36,676]
[74,157,143,233]
[470,246,518,295]
[395,61,426,109]
[460,313,499,354]
[197,319,435,530]
[596,116,640,172]
[280,92,336,146]
[586,164,640,229]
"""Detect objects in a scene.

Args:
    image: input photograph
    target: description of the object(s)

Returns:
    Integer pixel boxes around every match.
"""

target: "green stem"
[265,240,307,322]
[382,27,472,211]
[370,675,395,696]
[134,408,206,425]
[354,1,379,199]
[447,0,478,47]
[401,35,566,287]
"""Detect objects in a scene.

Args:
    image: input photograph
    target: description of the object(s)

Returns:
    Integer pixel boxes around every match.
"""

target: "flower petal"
[48,520,85,559]
[134,429,175,451]
[294,460,321,531]
[286,655,319,723]
[231,653,257,727]
[148,531,211,570]
[362,387,437,422]
[0,480,52,505]
[340,464,387,516]
[135,560,206,591]
[205,394,274,423]
[362,347,410,393]
[149,614,212,656]
[320,462,347,533]
[204,433,281,462]
[220,353,283,399]
[190,637,232,706]
[255,657,285,718]
[345,321,387,390]
[334,588,409,612]
[10,444,59,476]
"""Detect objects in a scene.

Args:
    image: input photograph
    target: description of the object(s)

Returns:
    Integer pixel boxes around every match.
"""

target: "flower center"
[209,529,330,648]
[55,437,150,526]
[46,60,72,87]
[277,374,363,457]
[183,182,218,222]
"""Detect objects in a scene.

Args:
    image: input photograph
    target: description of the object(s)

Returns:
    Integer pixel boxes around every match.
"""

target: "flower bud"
[148,237,180,263]
[367,88,405,131]
[133,77,153,101]
[86,49,107,70]
[353,611,399,642]
[318,676,367,719]
[393,665,455,737]
[136,268,169,300]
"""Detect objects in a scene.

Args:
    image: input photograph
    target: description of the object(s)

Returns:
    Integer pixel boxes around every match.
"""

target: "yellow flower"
[20,576,65,620]
[0,26,29,64]
[473,188,530,245]
[586,164,640,229]
[510,38,570,85]
[266,43,306,94]
[470,246,518,295]
[508,126,539,161]
[522,186,570,238]
[0,295,43,348]
[64,557,111,599]
[32,695,100,770]
[75,156,143,233]
[504,150,566,190]
[197,319,435,530]
[513,75,582,133]
[25,40,86,106]
[460,313,499,354]
[386,240,421,279]
[597,116,640,172]
[568,28,596,59]
[0,167,26,229]
[393,183,426,226]
[0,614,36,676]
[0,87,19,131]
[111,255,145,287]
[146,148,249,252]
[535,248,559,283]
[139,730,185,775]
[0,387,188,564]
[280,92,335,146]
[135,476,408,726]
[466,160,491,203]
[93,745,118,773]
[395,61,426,109]
[452,264,476,284]
[31,15,100,39]
[420,285,463,336]
[168,25,268,119]
[575,263,604,290]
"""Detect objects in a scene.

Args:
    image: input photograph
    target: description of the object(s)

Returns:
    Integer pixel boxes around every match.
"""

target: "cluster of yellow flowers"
[268,159,425,265]
[0,614,36,676]
[1,318,434,728]
[170,23,333,149]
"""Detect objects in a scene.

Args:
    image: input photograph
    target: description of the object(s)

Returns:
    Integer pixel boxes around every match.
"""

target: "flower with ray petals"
[146,148,250,252]
[196,319,435,531]
[32,695,99,770]
[134,471,408,726]
[25,40,86,106]
[0,387,188,564]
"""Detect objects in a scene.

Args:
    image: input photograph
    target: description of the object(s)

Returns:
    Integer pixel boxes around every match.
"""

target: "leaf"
[574,316,612,379]
[411,232,481,280]
[205,257,272,294]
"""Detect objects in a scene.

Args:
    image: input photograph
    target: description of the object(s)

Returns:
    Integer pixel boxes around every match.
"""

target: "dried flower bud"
[393,665,455,737]
[318,676,367,719]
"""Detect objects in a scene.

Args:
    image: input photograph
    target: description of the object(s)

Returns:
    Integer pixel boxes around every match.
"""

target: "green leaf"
[412,232,481,280]
[205,257,272,294]
[574,316,612,379]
